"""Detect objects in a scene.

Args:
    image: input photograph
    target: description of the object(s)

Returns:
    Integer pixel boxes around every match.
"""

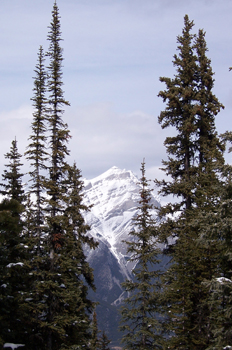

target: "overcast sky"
[0,0,232,183]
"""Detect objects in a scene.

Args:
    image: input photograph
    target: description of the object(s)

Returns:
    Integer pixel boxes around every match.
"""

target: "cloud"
[0,0,232,185]
[65,103,169,179]
[0,102,169,182]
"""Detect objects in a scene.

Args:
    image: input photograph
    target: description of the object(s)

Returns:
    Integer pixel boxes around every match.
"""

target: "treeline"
[0,3,232,350]
[120,15,232,350]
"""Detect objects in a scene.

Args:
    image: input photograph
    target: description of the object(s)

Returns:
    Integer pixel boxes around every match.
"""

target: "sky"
[0,0,232,184]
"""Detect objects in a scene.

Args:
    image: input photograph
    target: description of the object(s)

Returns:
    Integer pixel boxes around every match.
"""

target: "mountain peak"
[89,166,136,183]
[84,167,138,192]
[83,166,160,343]
[83,166,159,277]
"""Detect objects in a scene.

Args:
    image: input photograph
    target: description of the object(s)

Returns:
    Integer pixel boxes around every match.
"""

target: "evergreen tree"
[156,15,225,349]
[1,138,25,203]
[46,0,70,193]
[89,309,111,350]
[64,163,97,290]
[20,47,48,346]
[194,28,225,208]
[16,45,49,349]
[0,140,27,345]
[62,163,98,347]
[25,44,48,238]
[120,161,162,350]
[0,199,26,346]
[21,166,96,349]
[196,193,232,349]
[195,136,232,349]
[42,3,72,347]
[20,48,48,343]
[98,331,111,350]
[45,0,71,270]
[90,310,100,350]
[157,15,197,212]
[20,3,97,349]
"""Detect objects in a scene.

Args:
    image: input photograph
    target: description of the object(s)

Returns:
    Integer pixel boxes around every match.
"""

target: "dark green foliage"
[21,166,96,349]
[46,3,70,267]
[98,331,111,350]
[25,45,48,234]
[195,148,232,349]
[0,140,27,345]
[64,163,98,289]
[156,15,225,349]
[46,0,70,181]
[120,161,162,350]
[157,16,224,212]
[90,310,111,350]
[90,310,100,350]
[1,139,25,203]
[157,15,197,212]
[20,3,97,348]
[194,28,225,209]
[3,3,97,349]
[160,215,220,349]
[45,0,71,267]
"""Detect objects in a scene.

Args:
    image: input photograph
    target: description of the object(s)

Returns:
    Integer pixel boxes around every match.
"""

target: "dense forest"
[1,2,232,350]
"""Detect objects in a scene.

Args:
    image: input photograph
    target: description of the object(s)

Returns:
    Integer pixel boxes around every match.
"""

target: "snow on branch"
[3,344,25,350]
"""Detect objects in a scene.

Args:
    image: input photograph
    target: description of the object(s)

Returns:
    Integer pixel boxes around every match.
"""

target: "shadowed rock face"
[88,241,124,304]
[83,166,160,345]
[86,240,126,345]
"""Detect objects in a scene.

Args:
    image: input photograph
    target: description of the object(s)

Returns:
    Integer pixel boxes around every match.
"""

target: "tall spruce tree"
[45,0,71,258]
[120,161,162,350]
[20,3,97,349]
[43,3,72,347]
[20,48,48,344]
[157,15,197,212]
[25,45,48,238]
[0,139,27,345]
[18,45,49,349]
[194,28,225,208]
[156,15,225,349]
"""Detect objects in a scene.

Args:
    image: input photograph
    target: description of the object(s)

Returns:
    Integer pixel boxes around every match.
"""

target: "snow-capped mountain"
[82,166,160,344]
[83,166,159,281]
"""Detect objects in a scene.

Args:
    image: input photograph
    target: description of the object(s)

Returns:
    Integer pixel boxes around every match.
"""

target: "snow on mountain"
[83,166,160,280]
[82,166,160,344]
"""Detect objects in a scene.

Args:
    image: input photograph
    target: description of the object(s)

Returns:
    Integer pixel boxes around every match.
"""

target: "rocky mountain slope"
[82,166,160,345]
